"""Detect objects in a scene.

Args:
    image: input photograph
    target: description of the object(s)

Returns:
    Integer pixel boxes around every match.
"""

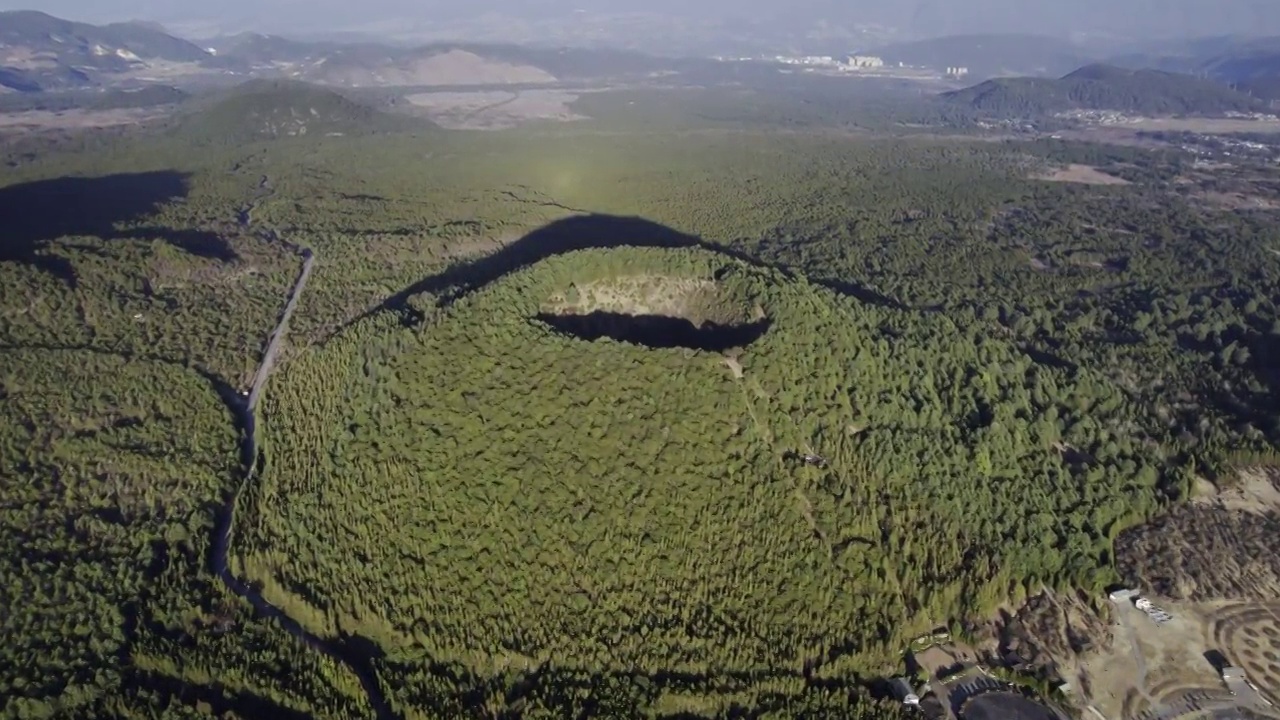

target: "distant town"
[713,52,970,82]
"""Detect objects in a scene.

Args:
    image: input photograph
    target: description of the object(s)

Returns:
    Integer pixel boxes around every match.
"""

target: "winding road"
[210,179,397,719]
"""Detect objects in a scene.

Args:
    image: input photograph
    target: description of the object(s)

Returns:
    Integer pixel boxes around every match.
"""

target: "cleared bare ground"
[1014,470,1280,719]
[404,89,588,129]
[976,471,1280,719]
[310,49,556,87]
[1119,469,1280,601]
[1034,164,1131,185]
[541,275,753,327]
[1009,592,1280,720]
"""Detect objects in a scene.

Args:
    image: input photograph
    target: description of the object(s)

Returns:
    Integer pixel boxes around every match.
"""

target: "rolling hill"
[169,79,427,143]
[1107,36,1280,102]
[942,64,1267,118]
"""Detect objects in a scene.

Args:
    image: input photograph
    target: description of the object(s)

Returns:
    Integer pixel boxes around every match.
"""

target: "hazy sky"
[7,0,1280,40]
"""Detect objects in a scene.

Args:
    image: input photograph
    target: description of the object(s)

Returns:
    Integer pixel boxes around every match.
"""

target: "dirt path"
[211,177,397,720]
[245,250,313,411]
[1114,600,1152,703]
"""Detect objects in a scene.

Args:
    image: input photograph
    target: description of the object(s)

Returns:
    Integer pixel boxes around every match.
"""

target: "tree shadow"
[377,214,717,323]
[0,171,236,286]
[536,311,772,352]
[366,213,903,330]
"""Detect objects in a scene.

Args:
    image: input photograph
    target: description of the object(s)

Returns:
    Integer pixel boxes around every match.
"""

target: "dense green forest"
[240,244,1174,715]
[1,92,1278,717]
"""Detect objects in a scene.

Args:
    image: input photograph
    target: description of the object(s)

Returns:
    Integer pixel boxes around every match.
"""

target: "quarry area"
[883,470,1280,720]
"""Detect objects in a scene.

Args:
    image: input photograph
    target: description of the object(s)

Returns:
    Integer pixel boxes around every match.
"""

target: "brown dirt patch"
[1118,469,1280,601]
[915,645,963,675]
[1033,164,1131,185]
[542,275,751,327]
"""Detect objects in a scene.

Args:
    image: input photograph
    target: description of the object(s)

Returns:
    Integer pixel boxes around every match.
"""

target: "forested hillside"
[169,80,429,145]
[234,241,1177,714]
[943,64,1266,117]
[0,107,1277,717]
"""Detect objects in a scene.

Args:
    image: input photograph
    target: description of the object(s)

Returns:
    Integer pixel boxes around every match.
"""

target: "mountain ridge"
[1106,36,1280,101]
[0,9,211,91]
[942,62,1267,117]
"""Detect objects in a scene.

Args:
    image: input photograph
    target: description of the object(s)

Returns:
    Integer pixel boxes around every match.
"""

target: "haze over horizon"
[5,0,1280,46]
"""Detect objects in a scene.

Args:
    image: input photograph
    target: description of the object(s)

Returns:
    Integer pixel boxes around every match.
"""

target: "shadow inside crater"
[537,310,771,352]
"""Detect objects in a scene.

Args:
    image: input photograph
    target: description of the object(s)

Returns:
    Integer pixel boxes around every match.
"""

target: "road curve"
[210,215,397,718]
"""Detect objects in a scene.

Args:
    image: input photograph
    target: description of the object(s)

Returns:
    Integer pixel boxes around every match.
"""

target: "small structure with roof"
[1135,597,1173,624]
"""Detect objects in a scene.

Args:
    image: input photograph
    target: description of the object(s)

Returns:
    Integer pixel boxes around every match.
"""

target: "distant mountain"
[199,33,672,86]
[0,10,211,91]
[0,64,91,92]
[169,79,427,143]
[0,12,671,96]
[201,32,330,65]
[865,33,1095,78]
[942,63,1267,117]
[0,10,208,62]
[0,12,592,94]
[1108,36,1280,101]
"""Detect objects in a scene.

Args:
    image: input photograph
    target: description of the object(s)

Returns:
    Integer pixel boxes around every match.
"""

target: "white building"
[1135,597,1173,624]
[845,55,885,68]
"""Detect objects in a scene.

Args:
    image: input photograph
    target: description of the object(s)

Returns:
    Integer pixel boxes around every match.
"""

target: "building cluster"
[944,66,970,77]
[847,55,885,68]
[771,54,892,72]
[1135,597,1173,624]
[774,54,838,66]
[1224,111,1280,121]
[1055,109,1142,124]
